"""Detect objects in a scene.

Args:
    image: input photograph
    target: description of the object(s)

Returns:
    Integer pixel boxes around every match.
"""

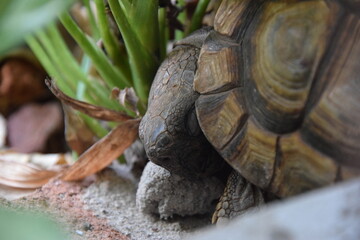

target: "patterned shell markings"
[195,0,360,197]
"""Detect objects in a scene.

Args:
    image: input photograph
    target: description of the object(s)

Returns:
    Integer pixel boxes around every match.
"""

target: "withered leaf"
[60,119,140,181]
[0,114,6,148]
[62,103,96,155]
[0,152,70,168]
[112,87,140,116]
[45,79,132,122]
[0,160,58,189]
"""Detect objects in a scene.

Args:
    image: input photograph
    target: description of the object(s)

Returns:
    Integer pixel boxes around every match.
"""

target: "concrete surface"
[188,178,360,240]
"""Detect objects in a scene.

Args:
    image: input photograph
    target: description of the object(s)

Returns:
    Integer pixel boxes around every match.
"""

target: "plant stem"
[175,0,186,40]
[94,0,132,81]
[187,0,210,35]
[158,7,168,61]
[108,0,158,110]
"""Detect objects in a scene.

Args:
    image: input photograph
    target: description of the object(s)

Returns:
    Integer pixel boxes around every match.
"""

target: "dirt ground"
[2,168,212,240]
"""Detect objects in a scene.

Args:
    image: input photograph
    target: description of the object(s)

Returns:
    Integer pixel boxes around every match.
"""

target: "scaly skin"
[139,29,224,179]
[212,170,264,224]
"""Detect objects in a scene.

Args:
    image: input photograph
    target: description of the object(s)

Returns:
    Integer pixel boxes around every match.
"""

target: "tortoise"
[139,0,360,223]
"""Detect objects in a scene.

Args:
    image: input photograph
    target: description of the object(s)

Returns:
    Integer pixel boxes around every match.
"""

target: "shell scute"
[244,1,340,133]
[220,116,277,189]
[300,13,360,169]
[270,132,338,197]
[194,31,241,94]
[196,88,247,150]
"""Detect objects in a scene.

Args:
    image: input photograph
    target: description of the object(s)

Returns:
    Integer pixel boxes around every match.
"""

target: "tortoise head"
[139,103,222,179]
[139,33,223,179]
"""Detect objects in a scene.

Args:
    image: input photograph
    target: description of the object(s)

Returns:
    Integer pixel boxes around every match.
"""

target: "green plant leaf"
[175,0,186,40]
[0,208,67,240]
[108,0,159,108]
[130,0,159,55]
[59,12,131,89]
[158,7,169,61]
[94,0,132,80]
[82,0,100,40]
[26,34,74,96]
[187,0,211,35]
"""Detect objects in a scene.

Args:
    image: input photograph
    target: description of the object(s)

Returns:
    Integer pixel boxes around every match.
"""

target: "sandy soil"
[82,169,212,240]
[1,168,212,240]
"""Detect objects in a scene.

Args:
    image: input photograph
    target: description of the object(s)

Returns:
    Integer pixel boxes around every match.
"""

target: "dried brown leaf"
[0,114,6,148]
[45,79,132,122]
[62,103,96,155]
[60,119,140,181]
[0,152,70,168]
[112,87,140,116]
[0,160,58,188]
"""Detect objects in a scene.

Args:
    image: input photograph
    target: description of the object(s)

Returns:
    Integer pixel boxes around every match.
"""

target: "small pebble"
[102,210,109,215]
[82,222,93,231]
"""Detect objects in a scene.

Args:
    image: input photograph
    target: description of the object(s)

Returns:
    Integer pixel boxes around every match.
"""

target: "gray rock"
[111,139,148,183]
[188,178,360,240]
[136,162,225,219]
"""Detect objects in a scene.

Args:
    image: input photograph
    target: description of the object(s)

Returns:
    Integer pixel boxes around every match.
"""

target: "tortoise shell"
[194,0,360,197]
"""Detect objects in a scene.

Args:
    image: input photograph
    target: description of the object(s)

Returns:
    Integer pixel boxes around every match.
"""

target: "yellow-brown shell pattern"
[195,0,360,197]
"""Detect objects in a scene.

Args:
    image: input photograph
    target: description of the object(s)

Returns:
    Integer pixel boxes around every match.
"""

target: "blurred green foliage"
[0,0,73,54]
[0,208,67,240]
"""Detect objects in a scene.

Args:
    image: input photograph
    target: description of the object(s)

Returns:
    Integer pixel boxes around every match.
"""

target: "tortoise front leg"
[212,170,264,224]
